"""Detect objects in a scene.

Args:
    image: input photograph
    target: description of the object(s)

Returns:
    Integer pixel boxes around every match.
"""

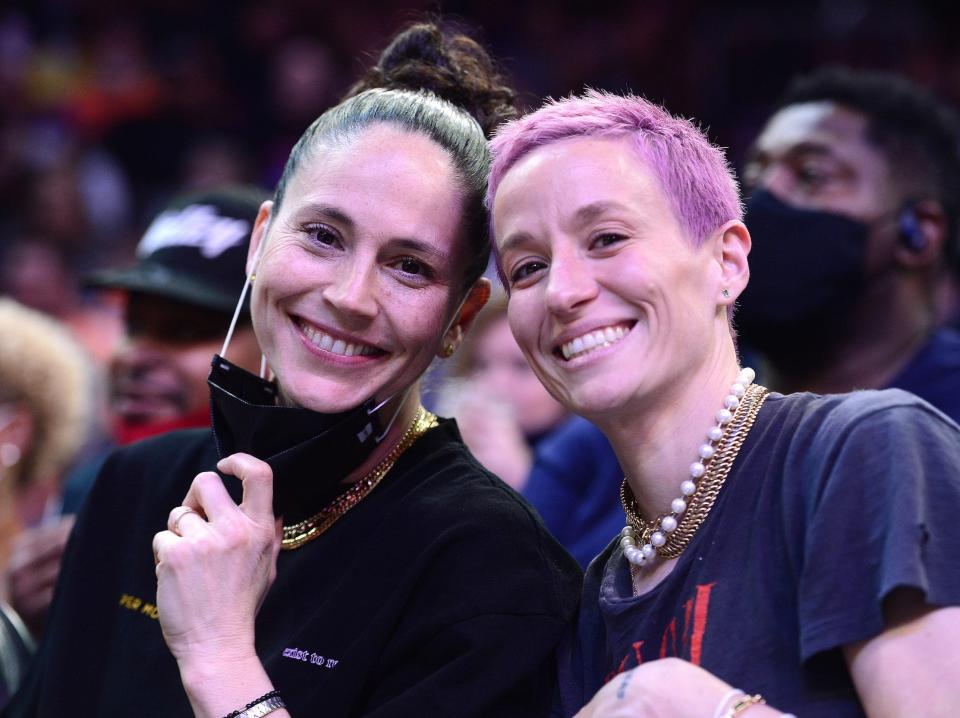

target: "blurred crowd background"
[4,0,960,295]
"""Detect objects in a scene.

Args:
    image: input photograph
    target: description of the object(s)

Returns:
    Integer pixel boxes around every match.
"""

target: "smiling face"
[248,124,480,413]
[493,135,728,419]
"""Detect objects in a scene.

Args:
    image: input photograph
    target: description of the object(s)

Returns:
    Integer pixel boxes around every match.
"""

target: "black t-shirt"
[6,419,582,717]
[555,390,960,717]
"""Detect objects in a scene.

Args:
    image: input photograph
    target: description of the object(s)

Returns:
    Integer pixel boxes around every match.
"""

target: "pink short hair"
[486,89,742,266]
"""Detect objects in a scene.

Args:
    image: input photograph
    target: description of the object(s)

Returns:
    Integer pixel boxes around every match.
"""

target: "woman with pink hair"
[487,90,960,717]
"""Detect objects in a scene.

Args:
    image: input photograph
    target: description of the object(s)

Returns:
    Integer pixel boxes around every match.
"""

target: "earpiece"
[899,206,927,253]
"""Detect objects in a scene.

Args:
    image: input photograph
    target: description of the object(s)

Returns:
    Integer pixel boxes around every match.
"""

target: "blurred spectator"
[22,159,89,253]
[0,237,123,368]
[61,185,266,513]
[0,238,77,320]
[260,36,341,187]
[738,67,960,422]
[436,295,624,566]
[437,294,569,490]
[69,19,162,140]
[181,135,253,190]
[0,298,94,699]
[522,418,624,569]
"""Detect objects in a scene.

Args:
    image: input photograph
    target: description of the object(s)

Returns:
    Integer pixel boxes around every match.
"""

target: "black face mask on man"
[736,189,870,365]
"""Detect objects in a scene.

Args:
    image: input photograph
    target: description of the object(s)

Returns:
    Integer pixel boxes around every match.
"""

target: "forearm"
[157,453,287,718]
[844,596,960,717]
[179,654,291,718]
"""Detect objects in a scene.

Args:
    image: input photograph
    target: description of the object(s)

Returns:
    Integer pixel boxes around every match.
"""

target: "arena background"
[1,0,958,287]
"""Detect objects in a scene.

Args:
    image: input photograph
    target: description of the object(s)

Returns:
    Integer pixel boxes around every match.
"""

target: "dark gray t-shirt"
[556,390,960,717]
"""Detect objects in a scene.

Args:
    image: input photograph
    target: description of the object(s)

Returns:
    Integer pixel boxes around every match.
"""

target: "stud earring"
[721,288,730,298]
[250,273,256,284]
[442,343,456,358]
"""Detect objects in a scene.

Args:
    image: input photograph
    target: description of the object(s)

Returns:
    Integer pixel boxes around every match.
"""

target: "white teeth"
[559,323,631,361]
[300,320,377,358]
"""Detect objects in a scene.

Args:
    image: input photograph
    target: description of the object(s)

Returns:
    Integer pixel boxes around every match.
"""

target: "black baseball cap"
[87,186,267,314]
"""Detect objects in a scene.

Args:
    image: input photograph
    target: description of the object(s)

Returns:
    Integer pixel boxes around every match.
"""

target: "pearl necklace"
[620,367,766,569]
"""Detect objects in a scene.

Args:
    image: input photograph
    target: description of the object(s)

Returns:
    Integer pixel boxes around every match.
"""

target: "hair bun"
[346,22,518,138]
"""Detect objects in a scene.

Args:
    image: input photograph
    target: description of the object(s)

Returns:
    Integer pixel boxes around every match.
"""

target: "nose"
[544,249,598,319]
[321,256,378,321]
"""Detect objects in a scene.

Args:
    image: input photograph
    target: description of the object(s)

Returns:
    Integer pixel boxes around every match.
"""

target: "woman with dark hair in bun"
[6,23,580,718]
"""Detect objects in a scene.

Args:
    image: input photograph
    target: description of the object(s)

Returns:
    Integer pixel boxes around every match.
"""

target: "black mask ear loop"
[222,212,269,379]
[370,386,413,442]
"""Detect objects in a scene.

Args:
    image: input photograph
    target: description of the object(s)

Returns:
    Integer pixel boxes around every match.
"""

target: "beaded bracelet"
[222,690,286,718]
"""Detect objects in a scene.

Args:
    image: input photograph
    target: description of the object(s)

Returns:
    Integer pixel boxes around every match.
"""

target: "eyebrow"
[572,201,634,225]
[296,202,355,229]
[748,141,835,165]
[497,231,534,259]
[294,203,452,265]
[388,237,452,266]
[497,201,638,257]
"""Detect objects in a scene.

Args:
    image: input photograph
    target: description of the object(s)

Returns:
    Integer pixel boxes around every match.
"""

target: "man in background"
[739,67,960,421]
[5,186,265,639]
[81,185,265,462]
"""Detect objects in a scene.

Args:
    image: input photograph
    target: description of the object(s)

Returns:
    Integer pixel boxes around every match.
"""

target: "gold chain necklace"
[620,369,769,572]
[281,406,438,550]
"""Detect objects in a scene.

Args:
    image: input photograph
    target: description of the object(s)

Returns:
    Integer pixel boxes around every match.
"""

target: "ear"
[710,220,751,308]
[246,201,274,277]
[438,278,491,358]
[893,199,946,270]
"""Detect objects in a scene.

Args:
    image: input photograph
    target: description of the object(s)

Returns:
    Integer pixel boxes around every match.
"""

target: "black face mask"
[208,355,392,522]
[736,189,869,366]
